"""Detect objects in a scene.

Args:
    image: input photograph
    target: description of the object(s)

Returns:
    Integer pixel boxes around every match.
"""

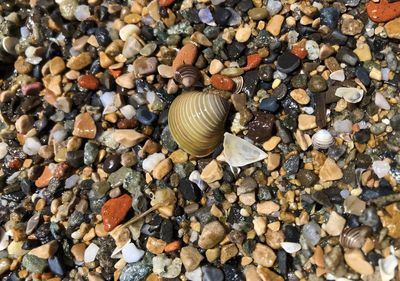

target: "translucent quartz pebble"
[223,133,267,167]
[335,87,364,103]
[372,160,390,178]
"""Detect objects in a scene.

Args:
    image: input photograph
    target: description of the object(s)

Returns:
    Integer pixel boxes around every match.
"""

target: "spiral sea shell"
[312,129,334,150]
[340,226,371,249]
[168,91,230,157]
[174,65,202,88]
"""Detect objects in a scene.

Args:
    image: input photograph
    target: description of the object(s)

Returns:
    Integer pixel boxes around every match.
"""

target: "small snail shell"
[168,91,230,157]
[312,129,334,150]
[174,65,201,88]
[232,76,243,95]
[340,226,371,249]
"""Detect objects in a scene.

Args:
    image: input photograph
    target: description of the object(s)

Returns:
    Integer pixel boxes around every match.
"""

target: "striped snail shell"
[174,65,202,88]
[168,91,230,157]
[232,76,244,95]
[340,226,371,249]
[312,129,335,150]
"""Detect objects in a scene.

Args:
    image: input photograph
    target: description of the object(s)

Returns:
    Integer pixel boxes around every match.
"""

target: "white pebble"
[185,267,203,281]
[23,137,42,156]
[53,129,68,142]
[84,243,99,263]
[379,254,398,281]
[119,24,140,41]
[305,40,319,60]
[381,68,390,81]
[122,243,145,263]
[189,170,206,191]
[375,92,390,110]
[142,153,165,172]
[120,105,136,119]
[333,119,353,134]
[74,5,91,21]
[100,92,115,107]
[0,142,8,159]
[372,160,390,178]
[281,242,301,254]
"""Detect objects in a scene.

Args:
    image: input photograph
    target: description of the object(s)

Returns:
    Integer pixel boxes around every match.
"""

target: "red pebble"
[78,74,100,90]
[159,0,174,6]
[8,158,23,170]
[210,74,235,91]
[242,53,262,71]
[117,118,138,129]
[366,0,400,22]
[172,43,198,71]
[101,194,132,232]
[291,45,308,60]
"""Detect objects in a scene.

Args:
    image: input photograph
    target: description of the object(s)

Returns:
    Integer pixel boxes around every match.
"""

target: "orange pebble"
[159,0,174,6]
[352,123,360,132]
[210,74,234,91]
[78,74,99,90]
[366,0,400,22]
[35,166,53,188]
[242,53,262,71]
[291,44,308,60]
[164,240,182,252]
[109,68,123,78]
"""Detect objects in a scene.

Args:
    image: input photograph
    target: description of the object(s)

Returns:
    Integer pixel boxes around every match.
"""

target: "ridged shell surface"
[168,91,230,157]
[340,226,371,249]
[312,129,334,150]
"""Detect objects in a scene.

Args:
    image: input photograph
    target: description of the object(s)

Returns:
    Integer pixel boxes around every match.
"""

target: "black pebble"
[95,27,111,46]
[283,224,300,242]
[320,7,340,29]
[103,155,122,174]
[354,129,370,144]
[48,254,66,277]
[22,239,41,250]
[277,52,300,73]
[66,150,85,168]
[160,220,174,243]
[226,41,246,59]
[242,70,259,97]
[178,178,202,202]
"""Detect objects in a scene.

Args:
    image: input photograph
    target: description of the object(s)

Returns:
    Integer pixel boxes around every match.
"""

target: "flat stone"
[22,255,48,273]
[133,56,158,76]
[266,15,284,36]
[29,241,58,259]
[384,17,400,39]
[200,160,223,184]
[290,89,310,105]
[152,158,172,180]
[220,244,238,264]
[113,129,146,147]
[344,249,374,275]
[73,112,97,139]
[66,52,92,70]
[319,157,343,182]
[366,0,400,23]
[257,200,280,215]
[344,195,366,216]
[116,72,135,89]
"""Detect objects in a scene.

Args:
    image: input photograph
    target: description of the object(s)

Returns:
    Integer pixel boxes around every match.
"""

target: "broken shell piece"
[280,242,301,254]
[329,69,345,81]
[379,254,398,281]
[374,92,390,110]
[335,87,364,103]
[0,227,9,251]
[223,133,267,167]
[232,76,244,95]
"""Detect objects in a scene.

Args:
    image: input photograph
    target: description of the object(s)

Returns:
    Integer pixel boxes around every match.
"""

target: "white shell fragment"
[281,242,301,254]
[374,92,390,110]
[0,227,9,251]
[329,69,345,82]
[379,254,398,281]
[312,129,335,150]
[223,133,267,167]
[122,242,145,263]
[335,87,364,103]
[372,160,390,178]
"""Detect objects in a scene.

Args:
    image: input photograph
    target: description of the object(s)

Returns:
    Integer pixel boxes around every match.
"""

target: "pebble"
[202,266,224,281]
[308,75,327,93]
[181,246,204,272]
[133,57,158,76]
[319,158,343,182]
[0,258,11,275]
[101,194,132,231]
[266,15,284,36]
[120,256,152,281]
[248,8,269,20]
[22,255,48,273]
[298,114,317,130]
[73,112,97,139]
[116,73,136,89]
[172,43,198,71]
[247,112,275,143]
[235,24,252,42]
[198,221,226,249]
[320,7,340,29]
[119,25,140,41]
[280,242,301,254]
[252,243,276,267]
[84,243,100,263]
[143,153,165,172]
[122,243,145,263]
[122,36,142,58]
[74,5,90,21]
[210,74,235,91]
[277,52,300,73]
[344,249,374,275]
[66,52,92,70]
[372,161,390,178]
[200,160,223,184]
[28,241,58,259]
[113,129,147,147]
[324,211,346,236]
[78,74,99,90]
[290,89,310,105]
[23,137,42,156]
[366,0,400,23]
